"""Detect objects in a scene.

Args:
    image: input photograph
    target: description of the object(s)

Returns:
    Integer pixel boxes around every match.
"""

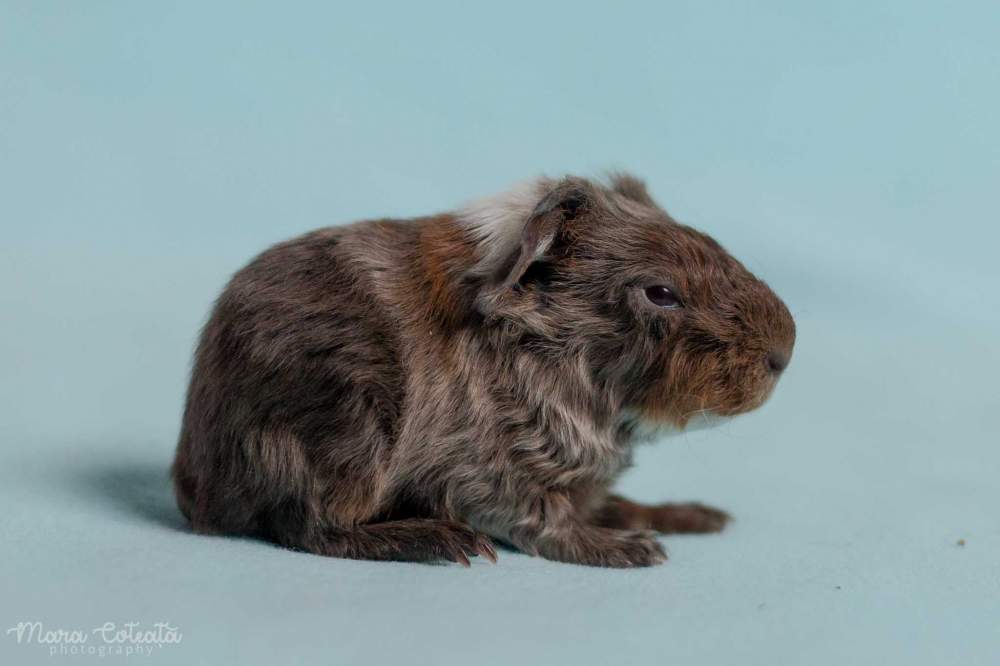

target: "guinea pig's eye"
[644,285,682,308]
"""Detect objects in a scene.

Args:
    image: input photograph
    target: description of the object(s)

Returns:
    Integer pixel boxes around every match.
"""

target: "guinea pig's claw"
[475,536,498,564]
[453,550,472,568]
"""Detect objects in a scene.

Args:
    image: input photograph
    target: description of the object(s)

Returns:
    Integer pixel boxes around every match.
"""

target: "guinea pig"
[172,173,795,567]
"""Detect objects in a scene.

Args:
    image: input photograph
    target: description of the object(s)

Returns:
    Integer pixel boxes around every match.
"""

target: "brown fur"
[172,173,795,567]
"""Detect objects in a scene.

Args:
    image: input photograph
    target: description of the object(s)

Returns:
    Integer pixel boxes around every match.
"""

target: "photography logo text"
[6,621,182,658]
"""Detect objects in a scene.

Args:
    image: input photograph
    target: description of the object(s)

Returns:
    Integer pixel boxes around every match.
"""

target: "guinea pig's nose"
[765,350,789,375]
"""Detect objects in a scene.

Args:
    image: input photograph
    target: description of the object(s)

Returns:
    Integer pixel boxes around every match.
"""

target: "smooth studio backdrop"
[2,2,998,664]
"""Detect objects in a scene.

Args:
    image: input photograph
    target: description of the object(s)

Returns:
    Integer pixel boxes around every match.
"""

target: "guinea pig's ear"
[496,179,588,288]
[473,178,594,316]
[608,172,658,208]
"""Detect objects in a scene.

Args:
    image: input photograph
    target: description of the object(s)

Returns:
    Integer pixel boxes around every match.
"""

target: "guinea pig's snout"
[762,297,795,378]
[765,349,789,375]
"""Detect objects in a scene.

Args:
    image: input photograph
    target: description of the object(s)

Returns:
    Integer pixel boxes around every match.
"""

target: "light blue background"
[2,2,998,664]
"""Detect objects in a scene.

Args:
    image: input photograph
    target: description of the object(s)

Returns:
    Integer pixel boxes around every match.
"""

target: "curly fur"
[172,173,795,567]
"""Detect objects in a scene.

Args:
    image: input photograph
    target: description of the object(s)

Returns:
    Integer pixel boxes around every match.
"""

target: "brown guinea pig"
[172,173,795,568]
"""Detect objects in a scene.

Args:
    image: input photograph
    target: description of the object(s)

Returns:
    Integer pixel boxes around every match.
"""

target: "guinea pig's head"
[464,174,795,428]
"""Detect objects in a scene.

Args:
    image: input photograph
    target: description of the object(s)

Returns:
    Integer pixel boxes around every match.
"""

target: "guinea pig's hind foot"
[594,495,731,535]
[645,502,731,534]
[315,519,497,566]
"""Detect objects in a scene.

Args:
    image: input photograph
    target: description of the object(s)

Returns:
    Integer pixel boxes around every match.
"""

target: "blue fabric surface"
[2,2,998,664]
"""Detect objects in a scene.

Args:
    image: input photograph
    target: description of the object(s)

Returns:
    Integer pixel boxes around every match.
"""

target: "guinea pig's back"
[173,220,413,536]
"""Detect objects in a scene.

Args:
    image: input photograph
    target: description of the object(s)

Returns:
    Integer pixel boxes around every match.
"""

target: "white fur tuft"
[457,177,551,272]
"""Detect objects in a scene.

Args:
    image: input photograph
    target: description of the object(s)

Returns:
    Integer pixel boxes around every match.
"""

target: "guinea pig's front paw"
[648,502,731,534]
[419,521,498,567]
[599,530,668,568]
[538,528,668,568]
